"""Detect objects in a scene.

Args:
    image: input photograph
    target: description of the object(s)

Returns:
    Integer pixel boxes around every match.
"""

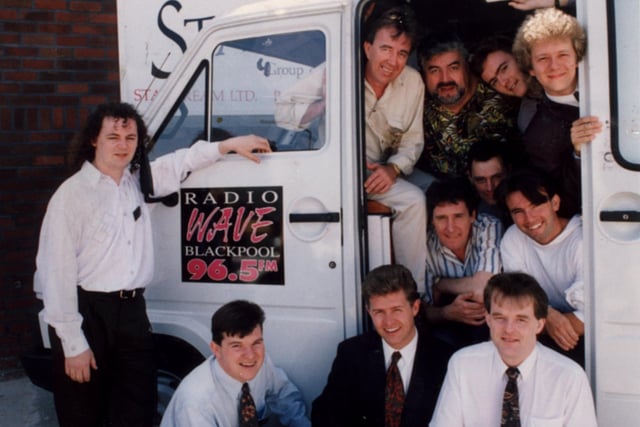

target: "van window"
[152,61,208,159]
[609,1,640,169]
[211,30,327,151]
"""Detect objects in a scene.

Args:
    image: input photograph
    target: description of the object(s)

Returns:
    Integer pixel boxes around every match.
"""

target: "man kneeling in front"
[430,272,596,426]
[161,300,310,427]
[313,264,451,426]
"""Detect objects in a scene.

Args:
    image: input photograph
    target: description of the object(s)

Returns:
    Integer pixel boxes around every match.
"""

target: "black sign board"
[181,186,284,285]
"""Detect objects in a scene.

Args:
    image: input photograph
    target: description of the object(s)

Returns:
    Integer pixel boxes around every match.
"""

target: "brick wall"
[0,0,119,377]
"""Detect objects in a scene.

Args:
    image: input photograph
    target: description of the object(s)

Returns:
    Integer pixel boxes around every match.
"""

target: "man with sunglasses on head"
[361,4,430,294]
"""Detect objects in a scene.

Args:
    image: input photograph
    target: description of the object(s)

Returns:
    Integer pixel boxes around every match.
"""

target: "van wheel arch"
[153,334,206,424]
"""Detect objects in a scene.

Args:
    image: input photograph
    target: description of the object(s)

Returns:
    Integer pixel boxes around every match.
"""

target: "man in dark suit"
[311,264,452,426]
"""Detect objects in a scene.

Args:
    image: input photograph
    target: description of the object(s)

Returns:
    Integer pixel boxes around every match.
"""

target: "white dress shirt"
[430,342,597,427]
[160,354,310,427]
[381,328,419,394]
[35,141,226,357]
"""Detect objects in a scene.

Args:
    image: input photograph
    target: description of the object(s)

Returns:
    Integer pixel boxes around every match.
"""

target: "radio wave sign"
[180,186,284,285]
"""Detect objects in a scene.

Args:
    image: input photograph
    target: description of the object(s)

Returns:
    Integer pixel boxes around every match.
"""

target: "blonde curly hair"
[512,8,586,73]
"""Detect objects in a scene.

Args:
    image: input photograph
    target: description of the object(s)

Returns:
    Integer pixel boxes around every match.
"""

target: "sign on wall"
[116,0,255,110]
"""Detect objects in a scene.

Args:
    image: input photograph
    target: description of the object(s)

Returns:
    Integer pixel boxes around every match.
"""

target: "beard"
[432,82,465,105]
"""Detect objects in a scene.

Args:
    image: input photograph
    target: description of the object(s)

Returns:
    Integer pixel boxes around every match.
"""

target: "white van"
[25,1,640,424]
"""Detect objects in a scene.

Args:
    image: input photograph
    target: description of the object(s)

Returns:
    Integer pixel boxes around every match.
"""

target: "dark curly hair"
[68,102,149,173]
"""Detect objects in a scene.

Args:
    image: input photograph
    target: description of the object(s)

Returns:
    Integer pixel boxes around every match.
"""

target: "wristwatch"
[389,162,402,177]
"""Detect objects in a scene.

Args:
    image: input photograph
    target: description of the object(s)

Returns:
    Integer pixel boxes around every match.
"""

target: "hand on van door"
[65,348,98,383]
[570,116,603,156]
[507,0,573,11]
[364,161,399,195]
[219,135,272,163]
[545,307,581,351]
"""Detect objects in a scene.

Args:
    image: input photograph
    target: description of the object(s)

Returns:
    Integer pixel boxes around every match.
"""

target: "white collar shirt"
[430,342,597,427]
[381,328,419,394]
[160,354,310,427]
[547,92,579,108]
[35,141,225,356]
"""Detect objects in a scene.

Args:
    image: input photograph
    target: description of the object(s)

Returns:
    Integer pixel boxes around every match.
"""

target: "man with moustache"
[415,32,518,182]
[161,300,309,426]
[430,272,596,426]
[312,264,451,426]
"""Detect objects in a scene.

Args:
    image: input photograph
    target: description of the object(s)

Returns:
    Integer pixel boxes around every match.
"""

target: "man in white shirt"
[34,102,271,427]
[161,300,309,427]
[275,4,429,289]
[430,272,597,427]
[312,264,451,426]
[498,169,586,366]
[361,4,429,290]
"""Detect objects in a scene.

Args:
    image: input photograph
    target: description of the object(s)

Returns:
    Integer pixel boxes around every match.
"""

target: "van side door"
[582,1,640,423]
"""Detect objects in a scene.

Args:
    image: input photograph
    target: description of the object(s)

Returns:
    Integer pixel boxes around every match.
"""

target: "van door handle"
[599,210,640,222]
[289,212,340,223]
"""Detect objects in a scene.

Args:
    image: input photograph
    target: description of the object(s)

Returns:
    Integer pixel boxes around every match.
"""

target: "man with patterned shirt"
[424,178,503,350]
[415,32,518,181]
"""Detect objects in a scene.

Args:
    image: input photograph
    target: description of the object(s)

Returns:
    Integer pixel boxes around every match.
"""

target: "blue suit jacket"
[311,328,452,427]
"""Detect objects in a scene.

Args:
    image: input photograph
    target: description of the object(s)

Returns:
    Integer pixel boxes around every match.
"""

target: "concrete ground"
[0,374,57,427]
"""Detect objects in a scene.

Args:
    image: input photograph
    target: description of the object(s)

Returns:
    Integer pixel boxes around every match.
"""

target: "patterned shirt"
[418,81,518,178]
[425,214,503,302]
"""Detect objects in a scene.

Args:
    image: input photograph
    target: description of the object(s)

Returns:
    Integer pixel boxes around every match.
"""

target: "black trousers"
[50,288,157,427]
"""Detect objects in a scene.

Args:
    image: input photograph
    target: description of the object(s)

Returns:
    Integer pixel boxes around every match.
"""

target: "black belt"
[78,287,145,300]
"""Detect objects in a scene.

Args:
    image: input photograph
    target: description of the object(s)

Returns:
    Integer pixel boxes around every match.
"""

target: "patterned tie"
[385,351,405,427]
[501,367,521,427]
[239,382,259,427]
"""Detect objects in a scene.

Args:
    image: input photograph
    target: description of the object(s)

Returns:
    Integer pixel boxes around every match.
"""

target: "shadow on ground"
[0,373,57,427]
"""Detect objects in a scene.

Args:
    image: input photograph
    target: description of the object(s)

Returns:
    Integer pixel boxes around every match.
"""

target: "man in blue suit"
[312,264,452,426]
